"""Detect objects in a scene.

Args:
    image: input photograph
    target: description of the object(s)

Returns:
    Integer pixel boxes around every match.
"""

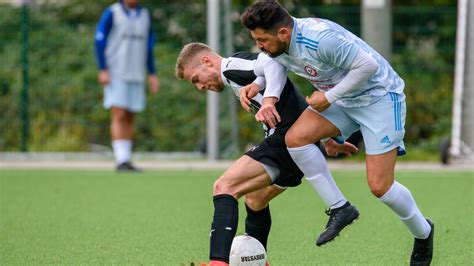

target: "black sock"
[209,194,238,263]
[245,204,271,250]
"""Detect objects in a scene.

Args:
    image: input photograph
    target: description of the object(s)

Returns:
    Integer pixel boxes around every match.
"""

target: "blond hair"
[175,42,214,79]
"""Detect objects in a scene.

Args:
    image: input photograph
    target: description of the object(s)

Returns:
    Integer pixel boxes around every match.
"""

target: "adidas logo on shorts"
[380,135,391,144]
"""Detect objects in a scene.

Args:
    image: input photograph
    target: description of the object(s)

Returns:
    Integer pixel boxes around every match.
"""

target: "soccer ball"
[229,235,267,266]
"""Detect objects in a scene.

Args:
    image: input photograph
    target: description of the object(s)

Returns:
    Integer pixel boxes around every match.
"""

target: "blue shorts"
[103,80,145,113]
[318,92,406,156]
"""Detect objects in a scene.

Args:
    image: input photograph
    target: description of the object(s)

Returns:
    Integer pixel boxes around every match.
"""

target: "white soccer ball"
[229,235,267,266]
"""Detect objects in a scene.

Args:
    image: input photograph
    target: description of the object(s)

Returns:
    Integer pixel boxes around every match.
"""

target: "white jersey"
[221,52,307,136]
[275,17,405,108]
[221,52,286,101]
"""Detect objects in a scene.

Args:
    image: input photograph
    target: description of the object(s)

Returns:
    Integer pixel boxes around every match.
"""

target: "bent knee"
[368,178,393,198]
[285,129,306,148]
[213,178,228,195]
[213,177,239,198]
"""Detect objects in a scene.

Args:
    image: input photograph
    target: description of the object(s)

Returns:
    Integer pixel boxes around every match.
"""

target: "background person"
[95,0,159,171]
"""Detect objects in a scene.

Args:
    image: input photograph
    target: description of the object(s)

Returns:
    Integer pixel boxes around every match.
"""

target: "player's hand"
[324,138,358,157]
[98,70,110,86]
[239,83,261,112]
[306,91,330,112]
[255,97,281,128]
[148,75,160,94]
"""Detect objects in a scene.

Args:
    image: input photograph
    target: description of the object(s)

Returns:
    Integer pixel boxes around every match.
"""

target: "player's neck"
[215,57,222,74]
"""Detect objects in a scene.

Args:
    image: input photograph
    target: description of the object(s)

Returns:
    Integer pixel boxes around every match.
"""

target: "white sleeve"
[254,54,287,100]
[252,76,266,90]
[325,49,379,103]
[262,58,287,100]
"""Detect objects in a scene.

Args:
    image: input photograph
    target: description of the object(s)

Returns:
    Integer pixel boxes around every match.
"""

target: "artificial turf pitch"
[1,169,472,265]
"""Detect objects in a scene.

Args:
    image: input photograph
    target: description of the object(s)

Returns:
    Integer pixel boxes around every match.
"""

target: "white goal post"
[448,0,474,163]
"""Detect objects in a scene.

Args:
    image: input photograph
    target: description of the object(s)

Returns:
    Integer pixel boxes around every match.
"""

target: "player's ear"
[201,56,213,67]
[277,27,290,42]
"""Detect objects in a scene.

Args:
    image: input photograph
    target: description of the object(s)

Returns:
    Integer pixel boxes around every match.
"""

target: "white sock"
[112,139,132,164]
[380,181,431,239]
[288,144,347,209]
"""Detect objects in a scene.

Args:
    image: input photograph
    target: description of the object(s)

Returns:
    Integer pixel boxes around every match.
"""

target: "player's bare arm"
[239,82,260,112]
[255,97,281,128]
[148,74,160,94]
[98,70,110,86]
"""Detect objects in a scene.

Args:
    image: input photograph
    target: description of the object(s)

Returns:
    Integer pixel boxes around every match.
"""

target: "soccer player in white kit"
[241,1,434,265]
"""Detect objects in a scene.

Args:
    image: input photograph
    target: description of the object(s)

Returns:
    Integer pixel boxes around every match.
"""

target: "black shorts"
[245,134,304,188]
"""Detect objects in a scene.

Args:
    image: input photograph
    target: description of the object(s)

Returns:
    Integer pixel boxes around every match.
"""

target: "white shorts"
[318,92,406,156]
[103,80,145,113]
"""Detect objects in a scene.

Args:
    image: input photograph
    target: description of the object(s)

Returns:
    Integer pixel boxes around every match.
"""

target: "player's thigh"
[244,185,285,211]
[318,104,360,141]
[111,106,128,121]
[355,92,406,156]
[285,107,341,147]
[247,134,303,188]
[214,155,272,198]
[111,107,135,123]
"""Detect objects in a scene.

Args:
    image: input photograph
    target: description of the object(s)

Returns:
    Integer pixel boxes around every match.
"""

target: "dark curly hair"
[240,0,293,33]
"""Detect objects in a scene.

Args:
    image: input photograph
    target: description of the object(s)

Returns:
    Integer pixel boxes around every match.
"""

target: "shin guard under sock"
[245,204,271,250]
[209,194,238,262]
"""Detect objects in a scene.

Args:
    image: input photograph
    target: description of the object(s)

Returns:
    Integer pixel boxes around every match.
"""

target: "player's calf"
[244,204,271,250]
[210,195,238,263]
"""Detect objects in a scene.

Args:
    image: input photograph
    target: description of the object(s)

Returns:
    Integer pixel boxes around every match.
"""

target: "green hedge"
[0,2,456,155]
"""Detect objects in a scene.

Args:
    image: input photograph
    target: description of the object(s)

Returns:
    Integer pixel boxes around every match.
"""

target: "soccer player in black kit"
[175,42,359,266]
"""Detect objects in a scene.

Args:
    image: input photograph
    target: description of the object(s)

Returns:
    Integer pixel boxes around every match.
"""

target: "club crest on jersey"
[304,66,318,77]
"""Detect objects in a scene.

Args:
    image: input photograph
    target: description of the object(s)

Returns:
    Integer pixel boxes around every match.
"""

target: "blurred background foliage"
[0,0,457,159]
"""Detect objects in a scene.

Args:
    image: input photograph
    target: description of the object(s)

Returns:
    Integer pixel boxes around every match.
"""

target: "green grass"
[337,146,441,162]
[1,169,472,265]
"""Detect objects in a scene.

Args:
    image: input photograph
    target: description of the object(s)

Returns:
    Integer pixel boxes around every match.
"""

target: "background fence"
[0,0,457,159]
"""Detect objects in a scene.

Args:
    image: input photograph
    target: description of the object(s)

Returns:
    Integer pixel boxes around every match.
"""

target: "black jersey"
[221,52,307,137]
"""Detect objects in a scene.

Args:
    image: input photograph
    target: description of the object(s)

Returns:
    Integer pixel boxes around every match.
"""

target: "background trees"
[0,0,457,157]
